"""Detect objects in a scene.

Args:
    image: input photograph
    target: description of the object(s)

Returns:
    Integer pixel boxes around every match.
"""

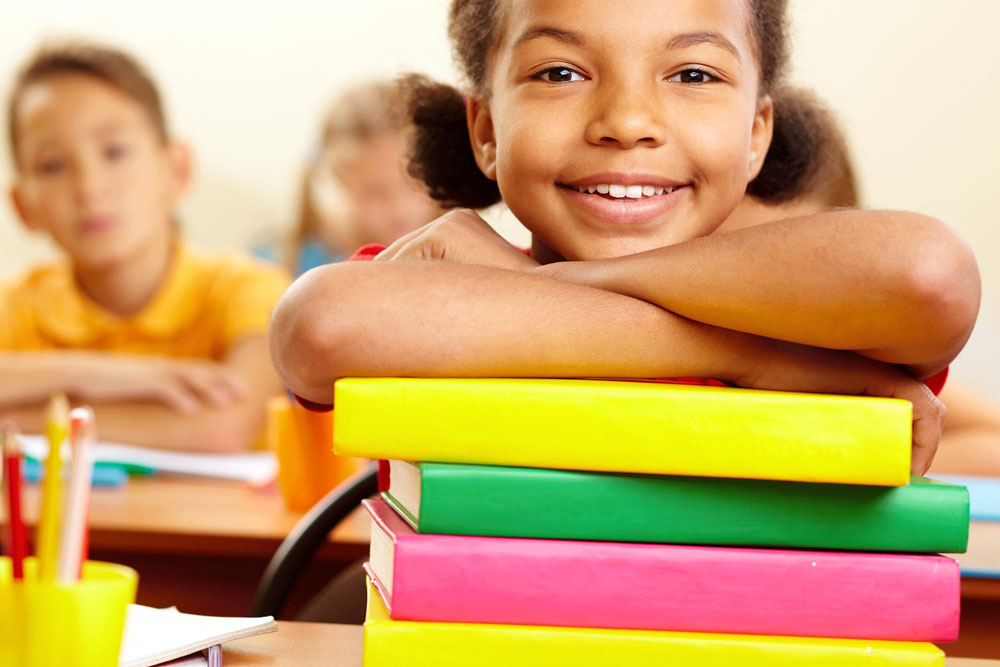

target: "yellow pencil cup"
[0,556,138,667]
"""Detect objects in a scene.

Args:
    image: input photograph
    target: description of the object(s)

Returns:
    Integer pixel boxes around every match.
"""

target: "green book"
[383,461,969,553]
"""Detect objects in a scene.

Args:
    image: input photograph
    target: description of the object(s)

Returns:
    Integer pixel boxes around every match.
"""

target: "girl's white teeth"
[574,184,677,198]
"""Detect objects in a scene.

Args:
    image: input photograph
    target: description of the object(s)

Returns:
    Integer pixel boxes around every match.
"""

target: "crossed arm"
[268,208,980,473]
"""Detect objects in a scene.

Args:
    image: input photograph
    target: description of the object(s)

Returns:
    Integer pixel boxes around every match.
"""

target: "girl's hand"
[69,355,247,414]
[737,341,946,475]
[374,209,538,271]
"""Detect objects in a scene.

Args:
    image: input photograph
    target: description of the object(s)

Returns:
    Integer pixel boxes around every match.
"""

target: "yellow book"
[362,580,943,667]
[335,378,911,486]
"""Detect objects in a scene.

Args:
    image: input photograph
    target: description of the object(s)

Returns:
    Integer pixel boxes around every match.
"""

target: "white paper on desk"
[20,435,277,483]
[118,604,277,667]
[153,653,208,666]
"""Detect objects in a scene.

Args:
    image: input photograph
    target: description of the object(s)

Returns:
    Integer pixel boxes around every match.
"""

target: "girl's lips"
[79,215,116,235]
[558,183,688,225]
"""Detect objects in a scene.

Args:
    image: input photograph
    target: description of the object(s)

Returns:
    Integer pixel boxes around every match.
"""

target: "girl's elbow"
[906,222,981,348]
[267,265,371,400]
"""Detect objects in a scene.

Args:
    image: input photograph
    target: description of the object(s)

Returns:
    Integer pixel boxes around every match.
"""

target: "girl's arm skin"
[0,335,281,452]
[929,382,1000,476]
[534,210,980,380]
[270,213,946,473]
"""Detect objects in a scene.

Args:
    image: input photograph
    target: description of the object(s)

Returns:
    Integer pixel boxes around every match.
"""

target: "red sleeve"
[349,244,386,261]
[290,244,389,412]
[923,367,948,396]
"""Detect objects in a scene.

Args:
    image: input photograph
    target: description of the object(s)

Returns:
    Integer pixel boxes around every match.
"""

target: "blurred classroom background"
[1,0,998,398]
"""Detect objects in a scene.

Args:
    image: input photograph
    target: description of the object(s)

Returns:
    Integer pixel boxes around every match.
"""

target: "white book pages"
[118,605,277,667]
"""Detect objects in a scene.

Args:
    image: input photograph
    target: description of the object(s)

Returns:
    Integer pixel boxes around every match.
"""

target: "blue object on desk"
[23,459,129,488]
[932,474,1000,521]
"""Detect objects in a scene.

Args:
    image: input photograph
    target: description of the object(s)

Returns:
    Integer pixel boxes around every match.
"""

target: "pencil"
[38,393,69,580]
[2,422,27,579]
[57,407,95,582]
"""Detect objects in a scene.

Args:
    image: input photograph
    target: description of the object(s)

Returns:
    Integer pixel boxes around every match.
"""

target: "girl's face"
[10,75,186,273]
[469,0,773,260]
[335,135,442,248]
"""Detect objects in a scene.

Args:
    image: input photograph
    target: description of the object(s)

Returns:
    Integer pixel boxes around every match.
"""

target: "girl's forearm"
[537,210,980,376]
[271,260,903,402]
[271,260,760,402]
[269,260,943,472]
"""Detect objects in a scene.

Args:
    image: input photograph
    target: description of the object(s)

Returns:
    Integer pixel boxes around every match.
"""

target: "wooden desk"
[7,476,369,617]
[7,477,1000,656]
[222,622,999,667]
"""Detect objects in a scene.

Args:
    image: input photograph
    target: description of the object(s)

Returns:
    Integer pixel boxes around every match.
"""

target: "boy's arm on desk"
[0,336,280,452]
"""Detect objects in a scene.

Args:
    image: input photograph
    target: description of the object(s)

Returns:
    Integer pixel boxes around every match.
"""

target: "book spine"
[409,466,969,553]
[363,580,946,667]
[336,378,911,485]
[366,500,959,642]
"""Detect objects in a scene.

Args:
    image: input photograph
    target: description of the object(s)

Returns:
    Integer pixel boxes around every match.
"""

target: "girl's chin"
[557,236,677,261]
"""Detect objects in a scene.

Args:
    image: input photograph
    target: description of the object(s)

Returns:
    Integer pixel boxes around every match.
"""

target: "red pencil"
[2,422,28,579]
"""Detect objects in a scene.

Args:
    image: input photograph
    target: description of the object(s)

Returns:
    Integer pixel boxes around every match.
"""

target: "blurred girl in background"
[262,81,443,275]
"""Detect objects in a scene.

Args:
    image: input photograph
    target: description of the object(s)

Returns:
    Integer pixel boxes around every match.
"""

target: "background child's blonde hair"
[289,80,409,272]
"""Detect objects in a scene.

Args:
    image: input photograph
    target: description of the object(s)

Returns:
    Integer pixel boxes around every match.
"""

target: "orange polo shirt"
[0,243,289,358]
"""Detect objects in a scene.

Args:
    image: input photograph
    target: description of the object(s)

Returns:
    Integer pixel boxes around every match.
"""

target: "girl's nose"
[585,80,667,149]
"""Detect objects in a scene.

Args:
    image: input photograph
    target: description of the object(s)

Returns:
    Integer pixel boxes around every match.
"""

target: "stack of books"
[334,378,970,666]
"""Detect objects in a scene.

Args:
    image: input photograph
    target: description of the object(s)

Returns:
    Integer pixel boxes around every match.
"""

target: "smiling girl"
[269,0,980,473]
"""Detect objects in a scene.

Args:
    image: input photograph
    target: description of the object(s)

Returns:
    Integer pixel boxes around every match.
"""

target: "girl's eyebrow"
[666,31,742,62]
[512,26,740,63]
[513,26,585,50]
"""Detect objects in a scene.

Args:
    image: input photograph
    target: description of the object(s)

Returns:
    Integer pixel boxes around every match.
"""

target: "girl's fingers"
[890,381,945,475]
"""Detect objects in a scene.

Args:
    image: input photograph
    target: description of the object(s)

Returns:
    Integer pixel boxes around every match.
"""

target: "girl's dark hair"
[748,86,858,207]
[408,0,800,210]
[402,74,501,210]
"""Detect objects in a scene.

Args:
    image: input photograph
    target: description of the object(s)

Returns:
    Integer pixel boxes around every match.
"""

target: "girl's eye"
[667,68,717,85]
[533,67,585,83]
[105,144,128,161]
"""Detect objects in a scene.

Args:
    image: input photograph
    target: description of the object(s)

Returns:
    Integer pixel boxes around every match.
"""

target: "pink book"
[364,498,960,642]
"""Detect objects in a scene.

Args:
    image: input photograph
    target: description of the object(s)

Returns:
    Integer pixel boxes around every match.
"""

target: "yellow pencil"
[38,392,69,580]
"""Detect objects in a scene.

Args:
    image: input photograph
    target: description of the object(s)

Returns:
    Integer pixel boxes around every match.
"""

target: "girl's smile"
[556,174,690,226]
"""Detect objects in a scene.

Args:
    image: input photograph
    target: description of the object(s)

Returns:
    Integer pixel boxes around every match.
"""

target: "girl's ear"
[466,96,498,181]
[747,95,774,181]
[165,141,194,199]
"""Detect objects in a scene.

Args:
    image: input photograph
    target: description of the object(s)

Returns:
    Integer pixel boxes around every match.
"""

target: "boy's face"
[469,0,773,261]
[9,74,187,272]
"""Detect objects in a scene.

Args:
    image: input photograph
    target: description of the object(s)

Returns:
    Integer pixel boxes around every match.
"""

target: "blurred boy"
[1,42,288,452]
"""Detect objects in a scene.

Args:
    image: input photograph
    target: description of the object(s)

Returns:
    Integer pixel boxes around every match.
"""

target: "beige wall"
[2,1,997,395]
